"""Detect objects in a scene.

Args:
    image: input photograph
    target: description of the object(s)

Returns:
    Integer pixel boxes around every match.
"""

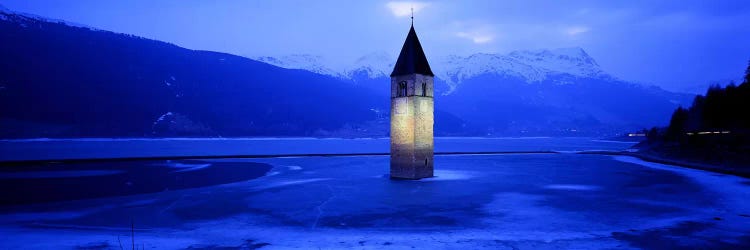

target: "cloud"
[565,26,590,36]
[386,1,430,17]
[451,21,495,44]
[455,31,494,44]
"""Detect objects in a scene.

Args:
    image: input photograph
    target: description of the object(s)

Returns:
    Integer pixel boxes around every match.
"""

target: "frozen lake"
[1,138,749,249]
[0,137,633,162]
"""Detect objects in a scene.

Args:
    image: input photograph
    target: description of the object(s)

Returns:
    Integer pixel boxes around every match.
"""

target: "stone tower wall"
[390,75,434,179]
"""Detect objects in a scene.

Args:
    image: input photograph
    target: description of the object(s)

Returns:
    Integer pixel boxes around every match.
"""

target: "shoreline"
[578,150,750,179]
[0,151,560,166]
[5,147,739,181]
[0,137,631,163]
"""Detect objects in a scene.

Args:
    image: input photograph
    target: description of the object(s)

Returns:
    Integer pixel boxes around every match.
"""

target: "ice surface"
[253,178,332,191]
[0,137,637,162]
[1,152,748,249]
[420,169,475,181]
[0,170,123,179]
[613,156,750,210]
[544,184,601,191]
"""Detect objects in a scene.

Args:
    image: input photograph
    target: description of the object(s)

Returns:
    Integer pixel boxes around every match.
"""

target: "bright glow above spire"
[386,1,430,18]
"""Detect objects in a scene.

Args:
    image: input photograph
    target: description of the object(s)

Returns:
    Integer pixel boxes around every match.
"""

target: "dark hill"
[0,11,380,138]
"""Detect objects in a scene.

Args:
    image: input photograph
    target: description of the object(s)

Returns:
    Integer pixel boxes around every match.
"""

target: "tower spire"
[411,7,414,26]
[389,9,435,180]
[390,20,434,77]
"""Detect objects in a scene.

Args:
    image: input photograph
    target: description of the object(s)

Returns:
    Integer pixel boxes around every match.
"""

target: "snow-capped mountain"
[253,48,693,135]
[436,48,611,89]
[345,52,396,80]
[253,52,397,81]
[253,54,344,78]
[257,47,613,94]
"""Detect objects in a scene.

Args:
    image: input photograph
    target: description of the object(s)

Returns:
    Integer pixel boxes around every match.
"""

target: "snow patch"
[254,178,331,190]
[286,165,302,171]
[265,171,281,177]
[159,161,212,173]
[153,112,174,126]
[544,184,600,191]
[172,164,211,173]
[164,76,176,87]
[420,170,474,181]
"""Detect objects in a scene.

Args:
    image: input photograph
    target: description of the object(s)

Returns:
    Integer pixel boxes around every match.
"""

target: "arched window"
[398,81,407,97]
[421,82,427,96]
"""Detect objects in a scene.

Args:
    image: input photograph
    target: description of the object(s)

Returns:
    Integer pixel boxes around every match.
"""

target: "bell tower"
[389,22,434,180]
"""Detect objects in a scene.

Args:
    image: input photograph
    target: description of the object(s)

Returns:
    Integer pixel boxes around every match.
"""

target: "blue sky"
[2,0,749,90]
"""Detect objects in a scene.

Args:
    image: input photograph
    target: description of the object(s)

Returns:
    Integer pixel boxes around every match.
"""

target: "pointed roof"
[391,25,434,77]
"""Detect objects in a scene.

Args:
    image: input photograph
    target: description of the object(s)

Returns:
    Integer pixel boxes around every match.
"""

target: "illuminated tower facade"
[390,23,434,180]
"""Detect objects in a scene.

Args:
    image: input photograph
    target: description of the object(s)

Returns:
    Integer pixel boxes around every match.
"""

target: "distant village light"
[687,131,731,136]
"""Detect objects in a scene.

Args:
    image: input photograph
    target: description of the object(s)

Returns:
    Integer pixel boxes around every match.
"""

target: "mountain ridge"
[0,7,694,138]
[254,47,612,83]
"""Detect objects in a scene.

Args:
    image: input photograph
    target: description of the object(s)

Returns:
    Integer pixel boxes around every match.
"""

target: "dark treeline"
[643,61,750,167]
[664,61,750,139]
